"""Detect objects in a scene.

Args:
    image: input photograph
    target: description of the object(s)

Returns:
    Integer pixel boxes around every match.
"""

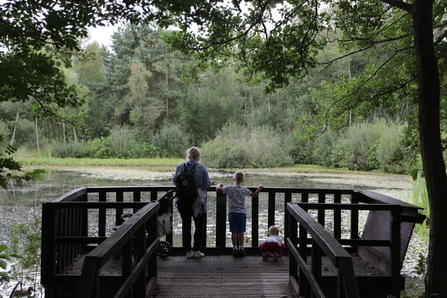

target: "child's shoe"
[232,249,239,257]
[238,249,246,257]
[186,251,193,259]
[262,252,271,261]
[272,252,280,261]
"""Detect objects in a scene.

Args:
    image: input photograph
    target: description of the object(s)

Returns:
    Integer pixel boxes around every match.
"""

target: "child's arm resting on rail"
[250,184,264,197]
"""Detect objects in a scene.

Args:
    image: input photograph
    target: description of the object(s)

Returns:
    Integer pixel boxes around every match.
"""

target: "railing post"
[287,204,299,296]
[135,224,147,297]
[390,205,402,297]
[77,256,100,298]
[268,191,276,228]
[318,192,326,227]
[334,193,342,239]
[252,194,259,246]
[350,193,359,240]
[116,190,124,226]
[216,192,227,248]
[99,191,106,237]
[41,203,56,294]
[147,212,158,279]
[122,238,134,285]
[284,192,292,241]
[311,240,322,285]
[299,219,310,297]
[338,257,359,298]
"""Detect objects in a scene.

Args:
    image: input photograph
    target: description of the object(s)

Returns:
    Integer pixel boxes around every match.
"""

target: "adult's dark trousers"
[177,199,205,252]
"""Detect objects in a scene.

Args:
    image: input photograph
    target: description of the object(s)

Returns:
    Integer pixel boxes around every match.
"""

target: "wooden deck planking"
[154,255,292,298]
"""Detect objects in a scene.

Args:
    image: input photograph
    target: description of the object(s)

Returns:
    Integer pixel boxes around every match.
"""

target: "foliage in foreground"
[0,217,42,297]
[0,137,45,189]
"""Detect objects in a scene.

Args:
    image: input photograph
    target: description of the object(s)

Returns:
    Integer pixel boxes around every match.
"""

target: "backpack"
[175,162,198,200]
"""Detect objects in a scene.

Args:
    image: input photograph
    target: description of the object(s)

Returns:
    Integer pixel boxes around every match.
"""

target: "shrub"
[89,137,111,158]
[366,140,380,170]
[133,142,159,158]
[109,125,137,158]
[344,119,388,171]
[51,142,88,158]
[330,136,347,168]
[153,124,190,158]
[377,122,408,173]
[313,130,340,167]
[284,133,315,164]
[202,123,294,168]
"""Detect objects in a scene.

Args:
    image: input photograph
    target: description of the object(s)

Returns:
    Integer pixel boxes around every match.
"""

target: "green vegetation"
[411,169,430,242]
[2,0,447,295]
[0,244,9,284]
[13,119,417,173]
[16,156,183,168]
[0,218,42,298]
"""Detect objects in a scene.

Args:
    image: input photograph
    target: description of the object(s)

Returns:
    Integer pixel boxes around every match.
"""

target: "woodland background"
[1,24,421,173]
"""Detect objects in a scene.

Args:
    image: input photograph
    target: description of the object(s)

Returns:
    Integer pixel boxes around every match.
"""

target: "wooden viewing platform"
[41,186,425,298]
[155,255,291,298]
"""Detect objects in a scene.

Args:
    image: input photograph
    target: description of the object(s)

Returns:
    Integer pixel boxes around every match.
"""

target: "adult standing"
[173,147,212,259]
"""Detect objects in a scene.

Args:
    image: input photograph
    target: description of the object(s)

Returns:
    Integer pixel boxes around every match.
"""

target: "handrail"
[76,201,159,298]
[287,203,360,298]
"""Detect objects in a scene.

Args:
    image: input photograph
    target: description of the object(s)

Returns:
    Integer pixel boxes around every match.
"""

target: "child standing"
[216,171,263,257]
[259,226,284,261]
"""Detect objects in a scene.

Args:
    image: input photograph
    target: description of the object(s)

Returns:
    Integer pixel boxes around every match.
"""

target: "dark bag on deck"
[175,162,198,200]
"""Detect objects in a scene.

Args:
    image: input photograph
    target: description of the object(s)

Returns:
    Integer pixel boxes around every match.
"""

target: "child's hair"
[233,171,244,183]
[268,226,280,236]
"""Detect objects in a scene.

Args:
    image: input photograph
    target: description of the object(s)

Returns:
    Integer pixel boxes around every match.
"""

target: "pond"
[0,166,414,245]
[0,166,425,297]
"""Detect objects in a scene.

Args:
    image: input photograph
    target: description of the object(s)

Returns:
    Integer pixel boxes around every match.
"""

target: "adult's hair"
[233,171,244,183]
[186,147,201,161]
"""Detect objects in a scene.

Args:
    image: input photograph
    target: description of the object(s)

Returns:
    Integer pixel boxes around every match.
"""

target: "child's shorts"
[228,212,246,233]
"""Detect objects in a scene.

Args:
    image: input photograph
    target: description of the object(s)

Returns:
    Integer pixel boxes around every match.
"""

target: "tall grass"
[411,169,430,241]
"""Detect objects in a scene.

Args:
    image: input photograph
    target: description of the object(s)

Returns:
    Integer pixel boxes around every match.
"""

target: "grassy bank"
[17,157,184,168]
[16,157,407,175]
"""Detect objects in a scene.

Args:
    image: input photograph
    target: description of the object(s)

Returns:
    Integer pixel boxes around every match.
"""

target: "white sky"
[88,25,117,48]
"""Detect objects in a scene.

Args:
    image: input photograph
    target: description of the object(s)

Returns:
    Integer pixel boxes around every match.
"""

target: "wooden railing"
[41,187,164,298]
[286,190,425,298]
[287,203,360,298]
[41,186,424,298]
[76,201,159,298]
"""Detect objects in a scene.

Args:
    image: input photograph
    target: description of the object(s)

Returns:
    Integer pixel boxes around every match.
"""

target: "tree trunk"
[35,117,40,155]
[62,122,66,145]
[412,0,447,296]
[10,111,19,146]
[73,127,77,143]
[166,60,169,119]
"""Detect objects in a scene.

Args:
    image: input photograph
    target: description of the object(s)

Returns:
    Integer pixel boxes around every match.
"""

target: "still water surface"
[0,166,413,244]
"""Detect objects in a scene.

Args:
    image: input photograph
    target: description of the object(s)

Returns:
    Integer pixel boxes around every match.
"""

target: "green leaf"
[0,260,7,270]
[0,244,7,253]
[409,169,419,181]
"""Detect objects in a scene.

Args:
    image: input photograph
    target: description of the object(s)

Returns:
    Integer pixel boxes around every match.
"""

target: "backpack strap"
[184,162,198,172]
